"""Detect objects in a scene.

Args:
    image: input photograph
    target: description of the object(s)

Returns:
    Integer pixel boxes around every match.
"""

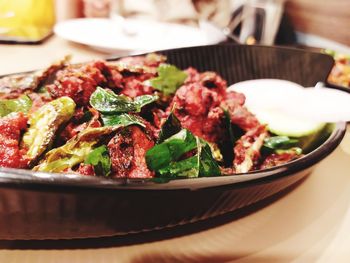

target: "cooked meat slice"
[0,113,29,168]
[108,126,154,178]
[27,92,52,114]
[116,53,166,68]
[170,82,227,143]
[103,63,156,97]
[222,100,260,132]
[0,56,69,97]
[59,107,101,142]
[35,55,70,88]
[47,61,107,106]
[233,125,268,173]
[120,78,154,98]
[76,164,95,176]
[260,149,302,170]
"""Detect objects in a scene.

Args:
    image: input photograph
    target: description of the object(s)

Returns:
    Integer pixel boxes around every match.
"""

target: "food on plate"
[326,49,350,88]
[0,54,330,178]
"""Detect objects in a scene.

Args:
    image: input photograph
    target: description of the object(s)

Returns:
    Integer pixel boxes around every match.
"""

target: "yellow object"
[0,0,55,41]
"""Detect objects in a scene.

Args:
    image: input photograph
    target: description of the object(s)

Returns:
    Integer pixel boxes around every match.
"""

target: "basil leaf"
[102,113,145,128]
[157,111,182,143]
[148,64,187,95]
[90,87,158,113]
[85,145,111,176]
[146,129,197,171]
[0,95,32,117]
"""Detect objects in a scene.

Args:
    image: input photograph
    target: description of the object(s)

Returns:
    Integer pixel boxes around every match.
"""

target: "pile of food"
[0,54,321,179]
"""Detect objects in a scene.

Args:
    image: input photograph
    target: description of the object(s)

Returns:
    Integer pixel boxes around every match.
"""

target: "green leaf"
[148,64,187,95]
[0,95,32,117]
[158,156,199,178]
[85,145,111,176]
[157,111,182,143]
[90,87,158,114]
[146,129,197,171]
[146,130,220,178]
[224,109,235,144]
[198,139,221,177]
[22,96,76,164]
[33,126,115,173]
[102,113,145,128]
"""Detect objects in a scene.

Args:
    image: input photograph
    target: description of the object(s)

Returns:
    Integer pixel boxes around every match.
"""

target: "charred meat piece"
[116,53,166,68]
[104,62,157,97]
[171,82,227,143]
[0,56,69,98]
[47,61,107,106]
[170,68,266,173]
[120,78,155,98]
[260,148,302,170]
[77,163,95,176]
[59,107,101,142]
[170,69,231,144]
[233,125,268,173]
[222,100,260,132]
[108,126,155,178]
[27,92,52,114]
[0,112,29,168]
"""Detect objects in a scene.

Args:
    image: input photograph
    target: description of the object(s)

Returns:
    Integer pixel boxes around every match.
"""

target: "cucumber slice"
[250,108,330,153]
[253,108,325,137]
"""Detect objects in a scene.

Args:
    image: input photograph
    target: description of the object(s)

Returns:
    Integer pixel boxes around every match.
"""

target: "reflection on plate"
[54,18,224,53]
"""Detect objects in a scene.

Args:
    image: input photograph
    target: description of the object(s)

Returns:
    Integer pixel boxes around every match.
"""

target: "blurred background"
[0,0,349,87]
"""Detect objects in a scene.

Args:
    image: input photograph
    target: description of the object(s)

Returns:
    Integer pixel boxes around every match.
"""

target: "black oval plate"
[0,44,345,240]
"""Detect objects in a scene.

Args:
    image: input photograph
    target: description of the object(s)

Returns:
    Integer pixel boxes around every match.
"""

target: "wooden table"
[1,36,350,263]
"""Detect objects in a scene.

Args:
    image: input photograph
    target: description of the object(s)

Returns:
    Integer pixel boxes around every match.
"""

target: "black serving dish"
[326,82,350,93]
[0,44,346,240]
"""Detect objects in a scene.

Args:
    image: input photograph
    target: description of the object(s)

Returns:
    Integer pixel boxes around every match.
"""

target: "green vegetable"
[263,136,298,151]
[33,126,115,173]
[146,129,220,178]
[252,108,329,153]
[157,111,182,143]
[158,155,199,178]
[102,113,145,128]
[275,147,303,155]
[198,141,221,177]
[0,95,32,117]
[157,137,220,178]
[90,87,158,114]
[223,109,244,145]
[253,108,326,138]
[22,97,76,164]
[85,145,111,176]
[146,129,197,171]
[148,64,187,95]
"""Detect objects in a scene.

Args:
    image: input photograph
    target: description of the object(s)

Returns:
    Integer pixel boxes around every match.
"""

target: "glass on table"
[0,0,55,42]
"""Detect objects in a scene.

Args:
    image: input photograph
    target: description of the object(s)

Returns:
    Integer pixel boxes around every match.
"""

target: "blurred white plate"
[54,18,224,54]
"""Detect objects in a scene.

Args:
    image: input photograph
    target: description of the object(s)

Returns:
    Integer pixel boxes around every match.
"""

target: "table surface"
[1,36,350,263]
